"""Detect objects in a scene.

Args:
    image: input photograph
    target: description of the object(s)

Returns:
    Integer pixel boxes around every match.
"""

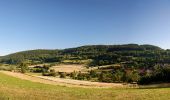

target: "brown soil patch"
[51,64,87,73]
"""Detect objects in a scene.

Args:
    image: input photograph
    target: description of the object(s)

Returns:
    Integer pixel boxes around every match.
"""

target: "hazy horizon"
[0,0,170,55]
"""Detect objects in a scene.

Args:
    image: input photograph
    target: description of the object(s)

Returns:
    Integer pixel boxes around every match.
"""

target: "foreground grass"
[0,73,169,100]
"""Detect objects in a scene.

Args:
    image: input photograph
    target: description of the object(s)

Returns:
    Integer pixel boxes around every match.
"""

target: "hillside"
[0,44,163,65]
[0,72,170,100]
[0,44,170,85]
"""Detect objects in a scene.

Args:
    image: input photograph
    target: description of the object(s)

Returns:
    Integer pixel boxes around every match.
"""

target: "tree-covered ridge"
[0,44,165,65]
[63,44,162,53]
[0,49,60,64]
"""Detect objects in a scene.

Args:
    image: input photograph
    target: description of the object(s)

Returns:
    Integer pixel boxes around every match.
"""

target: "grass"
[0,64,16,71]
[0,73,170,100]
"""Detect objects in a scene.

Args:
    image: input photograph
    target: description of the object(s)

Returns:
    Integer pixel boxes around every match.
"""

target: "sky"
[0,0,170,55]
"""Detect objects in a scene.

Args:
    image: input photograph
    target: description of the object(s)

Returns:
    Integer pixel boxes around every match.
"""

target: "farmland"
[0,44,170,100]
[51,64,87,73]
[0,72,170,100]
[0,0,170,99]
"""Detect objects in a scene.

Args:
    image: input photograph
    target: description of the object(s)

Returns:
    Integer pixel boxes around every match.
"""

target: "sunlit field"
[0,72,169,100]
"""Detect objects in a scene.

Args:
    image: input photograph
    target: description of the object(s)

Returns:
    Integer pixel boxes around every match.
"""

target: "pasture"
[0,72,170,100]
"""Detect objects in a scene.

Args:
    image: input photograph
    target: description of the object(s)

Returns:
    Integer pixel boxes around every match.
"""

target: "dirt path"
[0,71,125,88]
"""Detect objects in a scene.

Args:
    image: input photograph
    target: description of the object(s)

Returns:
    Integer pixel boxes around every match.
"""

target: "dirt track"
[0,71,125,88]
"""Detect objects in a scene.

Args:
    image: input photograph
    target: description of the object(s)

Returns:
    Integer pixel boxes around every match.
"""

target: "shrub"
[113,70,124,82]
[49,69,58,77]
[59,72,66,78]
[76,72,86,80]
[86,75,92,80]
[89,70,97,78]
[98,71,114,83]
[126,70,140,83]
[32,68,43,73]
[19,63,28,73]
[70,71,77,79]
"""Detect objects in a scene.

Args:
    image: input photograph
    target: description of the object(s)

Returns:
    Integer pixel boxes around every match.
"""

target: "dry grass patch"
[51,64,87,73]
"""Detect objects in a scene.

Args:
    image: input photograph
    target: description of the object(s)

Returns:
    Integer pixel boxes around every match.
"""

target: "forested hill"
[63,44,162,53]
[0,44,166,65]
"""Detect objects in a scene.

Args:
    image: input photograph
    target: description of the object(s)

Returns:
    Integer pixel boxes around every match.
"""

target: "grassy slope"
[0,73,169,100]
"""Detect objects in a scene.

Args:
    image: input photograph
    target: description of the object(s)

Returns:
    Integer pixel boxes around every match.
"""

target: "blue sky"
[0,0,170,55]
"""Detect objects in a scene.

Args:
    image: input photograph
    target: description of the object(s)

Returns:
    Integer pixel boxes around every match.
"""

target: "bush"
[19,63,28,73]
[59,72,66,78]
[86,75,92,80]
[32,68,43,73]
[49,69,58,77]
[126,70,140,83]
[139,75,152,85]
[70,71,77,79]
[113,70,124,82]
[42,69,58,77]
[76,72,86,80]
[98,71,114,83]
[89,70,97,78]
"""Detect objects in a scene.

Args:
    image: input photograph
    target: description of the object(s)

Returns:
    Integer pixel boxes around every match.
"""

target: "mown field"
[0,72,170,100]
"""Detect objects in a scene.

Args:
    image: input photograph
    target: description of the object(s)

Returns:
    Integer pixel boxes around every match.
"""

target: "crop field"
[51,64,87,73]
[0,72,170,100]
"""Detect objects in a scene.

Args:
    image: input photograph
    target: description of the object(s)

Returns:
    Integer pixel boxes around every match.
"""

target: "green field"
[0,72,169,100]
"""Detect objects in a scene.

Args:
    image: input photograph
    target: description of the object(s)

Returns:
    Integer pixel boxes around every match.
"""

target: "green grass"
[0,73,170,100]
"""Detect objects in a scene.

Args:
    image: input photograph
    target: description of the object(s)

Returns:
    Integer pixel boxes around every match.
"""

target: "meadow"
[0,72,169,100]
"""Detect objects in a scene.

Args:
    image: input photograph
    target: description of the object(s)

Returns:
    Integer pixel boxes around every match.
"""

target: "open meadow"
[0,72,170,100]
